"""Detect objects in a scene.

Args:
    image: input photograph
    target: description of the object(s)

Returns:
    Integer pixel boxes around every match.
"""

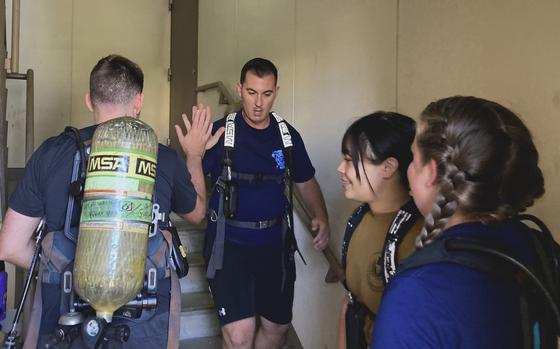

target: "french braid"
[415,96,544,248]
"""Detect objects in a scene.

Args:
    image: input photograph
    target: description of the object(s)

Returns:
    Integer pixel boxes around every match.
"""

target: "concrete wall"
[5,0,170,164]
[199,0,560,347]
[397,0,560,232]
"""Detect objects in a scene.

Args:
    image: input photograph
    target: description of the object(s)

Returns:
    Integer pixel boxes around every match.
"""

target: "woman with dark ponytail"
[371,96,545,348]
[336,112,424,349]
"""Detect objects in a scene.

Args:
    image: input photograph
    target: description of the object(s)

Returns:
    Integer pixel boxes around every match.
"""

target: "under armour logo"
[218,307,226,317]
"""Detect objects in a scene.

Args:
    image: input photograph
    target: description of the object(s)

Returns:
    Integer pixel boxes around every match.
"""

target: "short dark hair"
[89,54,143,106]
[341,111,416,188]
[240,58,278,84]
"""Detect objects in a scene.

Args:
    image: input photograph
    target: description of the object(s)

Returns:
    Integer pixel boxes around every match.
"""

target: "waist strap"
[231,171,285,184]
[210,209,283,230]
[227,217,283,229]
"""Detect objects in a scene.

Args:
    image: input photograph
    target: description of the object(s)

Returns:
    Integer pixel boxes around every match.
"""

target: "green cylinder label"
[80,198,153,223]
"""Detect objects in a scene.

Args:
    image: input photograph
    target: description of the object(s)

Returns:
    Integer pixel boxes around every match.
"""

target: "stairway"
[173,215,221,348]
[172,214,304,349]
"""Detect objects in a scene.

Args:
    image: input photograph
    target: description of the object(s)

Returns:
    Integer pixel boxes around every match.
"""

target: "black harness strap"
[340,199,419,348]
[225,216,283,230]
[341,199,419,287]
[380,199,421,284]
[230,171,285,184]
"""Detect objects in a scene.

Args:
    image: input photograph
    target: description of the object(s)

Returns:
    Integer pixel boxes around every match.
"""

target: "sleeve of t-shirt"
[171,152,197,215]
[8,142,47,218]
[371,271,448,349]
[289,125,315,183]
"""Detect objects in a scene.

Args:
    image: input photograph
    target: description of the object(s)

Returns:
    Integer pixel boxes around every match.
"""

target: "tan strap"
[162,229,180,349]
[167,270,181,349]
[23,269,42,349]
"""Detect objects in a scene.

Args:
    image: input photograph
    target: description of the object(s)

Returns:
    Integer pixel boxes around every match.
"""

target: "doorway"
[169,0,198,154]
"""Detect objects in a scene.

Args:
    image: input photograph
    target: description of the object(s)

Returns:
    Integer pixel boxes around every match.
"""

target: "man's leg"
[254,316,289,349]
[254,241,296,349]
[205,240,257,349]
[222,317,256,349]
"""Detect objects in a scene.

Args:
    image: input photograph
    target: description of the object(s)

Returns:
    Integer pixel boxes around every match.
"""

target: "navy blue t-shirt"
[371,220,536,349]
[203,112,315,245]
[9,124,197,230]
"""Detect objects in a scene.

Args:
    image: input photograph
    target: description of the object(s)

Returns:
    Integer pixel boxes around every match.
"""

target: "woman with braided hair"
[336,112,424,349]
[371,96,545,348]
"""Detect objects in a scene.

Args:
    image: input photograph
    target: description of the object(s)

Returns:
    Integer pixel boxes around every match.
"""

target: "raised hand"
[174,104,224,159]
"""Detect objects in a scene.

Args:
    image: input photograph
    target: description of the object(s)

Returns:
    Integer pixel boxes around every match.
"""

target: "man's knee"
[259,317,289,337]
[222,318,256,348]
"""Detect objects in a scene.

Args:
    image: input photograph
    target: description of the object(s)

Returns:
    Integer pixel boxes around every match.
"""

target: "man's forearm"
[182,155,207,224]
[0,240,34,269]
[295,177,329,222]
[0,209,41,269]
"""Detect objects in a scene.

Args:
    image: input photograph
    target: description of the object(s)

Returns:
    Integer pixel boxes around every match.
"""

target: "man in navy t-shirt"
[0,54,221,348]
[203,58,330,349]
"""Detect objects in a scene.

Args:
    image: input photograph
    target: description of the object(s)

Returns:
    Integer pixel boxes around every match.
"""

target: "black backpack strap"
[517,214,560,303]
[62,127,89,242]
[340,204,369,290]
[380,199,422,284]
[398,235,560,349]
[341,204,369,270]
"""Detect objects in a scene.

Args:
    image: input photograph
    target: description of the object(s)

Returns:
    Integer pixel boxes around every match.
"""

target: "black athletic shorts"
[204,237,296,326]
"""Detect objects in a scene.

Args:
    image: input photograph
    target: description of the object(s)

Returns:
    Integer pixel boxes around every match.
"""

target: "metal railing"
[196,81,239,113]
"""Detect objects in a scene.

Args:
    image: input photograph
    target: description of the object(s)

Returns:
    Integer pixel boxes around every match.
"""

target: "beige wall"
[5,0,170,163]
[70,1,171,140]
[397,0,560,233]
[199,0,560,347]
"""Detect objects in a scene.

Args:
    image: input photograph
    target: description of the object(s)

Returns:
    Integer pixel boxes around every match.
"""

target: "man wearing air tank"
[202,57,331,349]
[0,54,222,348]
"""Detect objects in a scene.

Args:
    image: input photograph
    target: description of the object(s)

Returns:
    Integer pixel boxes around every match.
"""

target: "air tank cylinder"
[74,116,158,323]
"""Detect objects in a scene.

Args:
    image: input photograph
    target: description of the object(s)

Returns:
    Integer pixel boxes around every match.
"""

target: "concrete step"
[178,325,303,349]
[181,291,214,312]
[180,265,208,294]
[179,335,222,349]
[178,228,205,255]
[179,308,221,340]
[187,252,205,268]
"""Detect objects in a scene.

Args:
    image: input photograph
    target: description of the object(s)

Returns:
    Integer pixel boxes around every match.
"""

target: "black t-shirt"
[9,124,196,229]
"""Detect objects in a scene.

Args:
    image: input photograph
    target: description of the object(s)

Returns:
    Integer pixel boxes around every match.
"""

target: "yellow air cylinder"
[74,116,158,323]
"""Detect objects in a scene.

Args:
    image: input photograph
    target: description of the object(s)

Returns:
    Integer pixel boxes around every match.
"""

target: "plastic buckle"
[150,204,162,237]
[259,221,267,229]
[147,268,157,291]
[63,271,72,294]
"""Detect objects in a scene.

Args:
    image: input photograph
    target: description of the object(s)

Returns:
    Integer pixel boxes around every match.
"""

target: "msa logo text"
[135,158,156,179]
[88,155,129,173]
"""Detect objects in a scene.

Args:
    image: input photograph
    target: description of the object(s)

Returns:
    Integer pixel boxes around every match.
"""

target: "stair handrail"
[196,81,239,111]
[293,189,345,284]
